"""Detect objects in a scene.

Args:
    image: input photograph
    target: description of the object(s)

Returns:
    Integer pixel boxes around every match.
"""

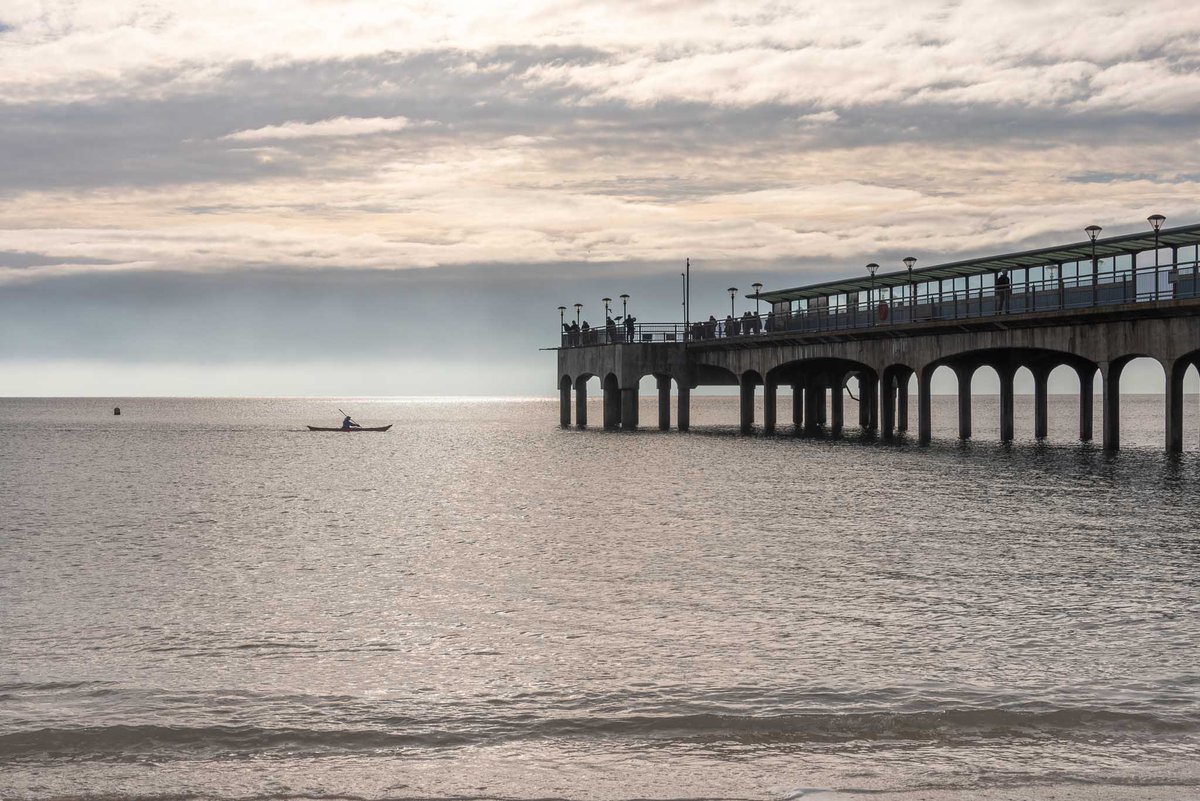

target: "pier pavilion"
[555,220,1200,452]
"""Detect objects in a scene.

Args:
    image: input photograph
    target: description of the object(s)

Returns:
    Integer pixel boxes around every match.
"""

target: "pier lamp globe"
[752,282,763,316]
[620,293,630,319]
[728,286,738,318]
[573,303,582,325]
[558,305,566,328]
[602,297,612,318]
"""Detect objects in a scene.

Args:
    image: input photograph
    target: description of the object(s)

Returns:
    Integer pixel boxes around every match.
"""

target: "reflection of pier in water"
[555,221,1200,452]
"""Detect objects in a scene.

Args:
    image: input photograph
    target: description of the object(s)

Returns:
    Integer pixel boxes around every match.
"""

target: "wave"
[1,708,1194,761]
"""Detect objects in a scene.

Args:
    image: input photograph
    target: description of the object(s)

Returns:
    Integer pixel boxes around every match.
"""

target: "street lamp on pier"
[602,297,612,319]
[866,263,879,325]
[752,282,763,317]
[1148,214,1166,302]
[1085,225,1102,305]
[903,257,916,313]
[573,303,582,325]
[558,305,566,328]
[728,287,738,319]
[620,293,630,320]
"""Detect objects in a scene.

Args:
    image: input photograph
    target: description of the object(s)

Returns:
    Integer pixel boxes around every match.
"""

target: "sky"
[2,0,1200,396]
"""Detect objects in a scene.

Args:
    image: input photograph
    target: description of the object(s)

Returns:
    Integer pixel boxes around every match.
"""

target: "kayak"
[306,425,393,432]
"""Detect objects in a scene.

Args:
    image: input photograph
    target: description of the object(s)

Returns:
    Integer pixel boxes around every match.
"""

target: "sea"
[1,395,1199,801]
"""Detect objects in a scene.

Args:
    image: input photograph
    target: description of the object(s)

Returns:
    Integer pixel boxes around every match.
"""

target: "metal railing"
[557,258,1200,347]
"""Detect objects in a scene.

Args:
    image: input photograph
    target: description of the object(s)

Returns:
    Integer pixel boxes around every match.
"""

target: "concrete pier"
[555,222,1200,452]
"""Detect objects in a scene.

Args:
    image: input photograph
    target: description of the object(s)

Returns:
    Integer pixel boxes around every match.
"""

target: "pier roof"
[754,222,1200,303]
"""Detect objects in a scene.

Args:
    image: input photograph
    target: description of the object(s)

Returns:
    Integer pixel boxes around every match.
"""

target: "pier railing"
[558,258,1200,347]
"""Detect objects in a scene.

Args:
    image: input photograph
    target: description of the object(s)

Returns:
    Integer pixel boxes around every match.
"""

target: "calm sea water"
[1,396,1199,800]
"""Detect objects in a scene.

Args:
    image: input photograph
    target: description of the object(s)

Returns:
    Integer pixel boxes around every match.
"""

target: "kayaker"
[341,415,360,430]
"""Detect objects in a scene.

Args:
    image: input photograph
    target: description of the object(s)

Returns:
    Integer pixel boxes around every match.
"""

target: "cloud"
[221,115,414,142]
[2,1,1200,393]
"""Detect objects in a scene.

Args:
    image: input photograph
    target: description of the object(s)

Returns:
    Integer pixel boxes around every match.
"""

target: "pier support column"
[575,378,588,428]
[1166,358,1185,454]
[621,386,639,430]
[603,380,620,430]
[805,380,822,433]
[560,379,571,428]
[1033,366,1050,439]
[918,367,933,446]
[998,364,1015,443]
[763,380,777,435]
[897,373,910,432]
[817,382,828,427]
[955,365,974,440]
[739,380,756,434]
[1077,366,1094,442]
[1101,361,1122,451]
[656,376,671,431]
[830,376,844,437]
[792,381,804,433]
[858,373,871,428]
[862,374,879,432]
[677,385,690,432]
[881,375,896,438]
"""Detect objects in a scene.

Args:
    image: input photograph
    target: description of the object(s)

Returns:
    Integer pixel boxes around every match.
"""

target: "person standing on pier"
[995,269,1012,313]
[624,314,636,342]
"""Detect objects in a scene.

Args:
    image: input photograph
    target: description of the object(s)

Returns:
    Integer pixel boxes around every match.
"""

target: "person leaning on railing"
[995,269,1012,313]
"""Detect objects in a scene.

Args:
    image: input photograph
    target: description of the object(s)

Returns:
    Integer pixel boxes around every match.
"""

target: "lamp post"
[1085,225,1102,305]
[866,263,879,325]
[558,305,566,328]
[752,282,763,317]
[620,293,629,320]
[727,287,738,319]
[903,257,916,315]
[1148,214,1166,302]
[573,303,582,325]
[602,297,612,319]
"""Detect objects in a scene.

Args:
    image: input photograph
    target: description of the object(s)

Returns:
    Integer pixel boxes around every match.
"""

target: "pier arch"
[768,357,878,436]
